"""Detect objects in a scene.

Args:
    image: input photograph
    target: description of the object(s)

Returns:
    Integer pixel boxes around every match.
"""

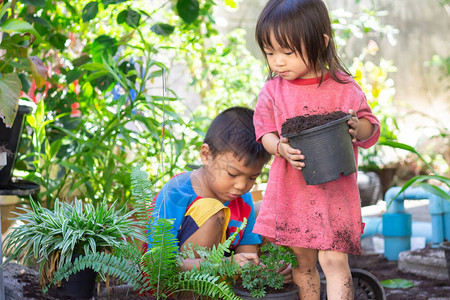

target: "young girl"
[253,0,380,299]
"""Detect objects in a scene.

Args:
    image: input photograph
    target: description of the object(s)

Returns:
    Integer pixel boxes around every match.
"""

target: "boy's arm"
[235,244,258,254]
[233,245,260,265]
[180,247,260,271]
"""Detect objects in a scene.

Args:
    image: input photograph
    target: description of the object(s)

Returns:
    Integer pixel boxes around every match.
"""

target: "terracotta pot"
[284,115,356,185]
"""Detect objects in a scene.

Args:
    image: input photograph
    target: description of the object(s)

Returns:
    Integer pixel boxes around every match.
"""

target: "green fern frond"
[140,218,181,292]
[130,165,155,224]
[184,218,247,278]
[193,219,247,263]
[166,272,242,300]
[43,252,148,294]
[112,241,145,266]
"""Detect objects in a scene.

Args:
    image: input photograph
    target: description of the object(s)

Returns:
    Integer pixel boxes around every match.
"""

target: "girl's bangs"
[274,25,298,51]
[260,18,298,52]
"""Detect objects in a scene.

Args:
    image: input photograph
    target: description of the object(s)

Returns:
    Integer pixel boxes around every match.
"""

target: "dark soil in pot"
[281,111,349,136]
[281,111,356,185]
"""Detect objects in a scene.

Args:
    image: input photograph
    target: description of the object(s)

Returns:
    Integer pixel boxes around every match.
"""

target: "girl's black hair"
[256,0,351,84]
[204,107,271,167]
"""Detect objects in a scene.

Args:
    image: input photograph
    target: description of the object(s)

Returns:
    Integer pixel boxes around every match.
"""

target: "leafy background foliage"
[1,0,447,209]
[2,0,259,207]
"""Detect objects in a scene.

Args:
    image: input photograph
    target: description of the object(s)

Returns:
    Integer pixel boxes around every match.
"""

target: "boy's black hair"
[256,0,351,84]
[204,107,271,166]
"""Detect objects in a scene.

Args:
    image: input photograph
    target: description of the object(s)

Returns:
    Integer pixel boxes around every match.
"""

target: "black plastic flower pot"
[0,105,32,187]
[50,267,97,299]
[321,268,386,300]
[233,284,299,299]
[284,115,356,185]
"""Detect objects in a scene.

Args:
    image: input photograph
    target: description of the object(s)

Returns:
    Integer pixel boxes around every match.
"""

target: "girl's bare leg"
[290,247,320,300]
[319,250,354,300]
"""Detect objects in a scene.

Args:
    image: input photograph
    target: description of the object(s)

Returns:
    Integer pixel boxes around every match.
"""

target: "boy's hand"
[347,109,359,143]
[258,261,293,283]
[277,262,293,284]
[279,137,305,170]
[233,252,260,267]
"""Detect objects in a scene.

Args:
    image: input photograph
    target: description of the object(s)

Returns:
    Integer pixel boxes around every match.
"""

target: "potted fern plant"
[233,243,298,299]
[38,167,245,299]
[1,198,144,299]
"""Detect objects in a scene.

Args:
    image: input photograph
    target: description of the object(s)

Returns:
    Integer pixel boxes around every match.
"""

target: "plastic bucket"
[284,115,356,185]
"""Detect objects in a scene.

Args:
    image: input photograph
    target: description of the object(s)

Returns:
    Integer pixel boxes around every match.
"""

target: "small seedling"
[239,243,298,298]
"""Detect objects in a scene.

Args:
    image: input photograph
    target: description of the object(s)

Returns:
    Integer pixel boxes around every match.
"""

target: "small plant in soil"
[237,243,298,298]
[281,111,349,136]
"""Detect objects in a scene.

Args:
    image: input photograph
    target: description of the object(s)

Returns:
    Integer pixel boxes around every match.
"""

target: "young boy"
[152,106,271,270]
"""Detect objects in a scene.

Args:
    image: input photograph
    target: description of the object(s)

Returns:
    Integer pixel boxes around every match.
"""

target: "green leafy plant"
[0,2,45,127]
[380,140,450,207]
[6,0,259,209]
[330,6,401,173]
[237,243,298,299]
[350,46,400,172]
[1,197,144,287]
[40,166,244,299]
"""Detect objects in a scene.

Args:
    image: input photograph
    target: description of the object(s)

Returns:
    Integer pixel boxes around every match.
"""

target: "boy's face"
[200,147,264,203]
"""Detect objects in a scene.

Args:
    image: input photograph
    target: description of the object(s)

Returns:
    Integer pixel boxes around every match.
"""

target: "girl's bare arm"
[261,132,305,170]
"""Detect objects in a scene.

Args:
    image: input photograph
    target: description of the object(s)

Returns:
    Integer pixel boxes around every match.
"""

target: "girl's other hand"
[347,109,359,143]
[279,137,305,170]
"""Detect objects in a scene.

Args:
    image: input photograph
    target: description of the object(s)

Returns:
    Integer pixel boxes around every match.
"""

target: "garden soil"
[348,252,450,299]
[5,252,450,299]
[281,111,348,136]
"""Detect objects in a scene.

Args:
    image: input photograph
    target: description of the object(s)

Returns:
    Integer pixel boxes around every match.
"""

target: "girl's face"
[200,148,264,203]
[264,31,316,80]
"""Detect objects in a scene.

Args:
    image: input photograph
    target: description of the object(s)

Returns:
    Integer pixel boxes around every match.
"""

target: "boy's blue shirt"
[151,172,262,248]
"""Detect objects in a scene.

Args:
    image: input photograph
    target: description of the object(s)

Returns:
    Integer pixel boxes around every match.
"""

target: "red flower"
[70,102,81,118]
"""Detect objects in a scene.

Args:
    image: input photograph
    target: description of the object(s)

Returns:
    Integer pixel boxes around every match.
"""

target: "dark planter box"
[0,105,32,187]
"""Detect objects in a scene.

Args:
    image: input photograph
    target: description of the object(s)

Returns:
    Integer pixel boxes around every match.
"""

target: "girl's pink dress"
[253,74,380,254]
